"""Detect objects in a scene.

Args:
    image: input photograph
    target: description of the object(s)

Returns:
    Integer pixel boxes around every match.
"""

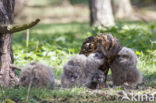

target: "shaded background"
[14,0,156,24]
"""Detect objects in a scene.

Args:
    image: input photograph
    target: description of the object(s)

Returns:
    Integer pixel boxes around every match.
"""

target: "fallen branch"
[0,19,40,34]
[10,64,22,71]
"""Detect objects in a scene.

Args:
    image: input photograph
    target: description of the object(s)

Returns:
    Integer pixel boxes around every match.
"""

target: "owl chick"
[61,52,105,89]
[87,69,105,89]
[110,47,142,87]
[61,54,87,88]
[19,61,55,88]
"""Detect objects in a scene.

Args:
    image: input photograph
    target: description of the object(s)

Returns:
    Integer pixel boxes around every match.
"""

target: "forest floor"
[0,0,156,103]
[1,21,155,103]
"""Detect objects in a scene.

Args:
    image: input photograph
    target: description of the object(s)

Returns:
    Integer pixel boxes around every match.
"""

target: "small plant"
[1,21,154,102]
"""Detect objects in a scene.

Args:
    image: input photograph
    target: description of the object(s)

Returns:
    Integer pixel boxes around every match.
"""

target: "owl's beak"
[118,57,122,61]
[71,78,75,82]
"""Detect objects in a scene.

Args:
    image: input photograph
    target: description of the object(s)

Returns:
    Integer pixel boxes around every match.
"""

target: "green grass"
[0,21,156,102]
[70,0,88,5]
[28,0,89,6]
[12,22,90,79]
[27,0,63,6]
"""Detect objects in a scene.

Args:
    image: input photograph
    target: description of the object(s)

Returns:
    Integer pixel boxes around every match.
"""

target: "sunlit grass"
[12,21,156,81]
[1,21,155,102]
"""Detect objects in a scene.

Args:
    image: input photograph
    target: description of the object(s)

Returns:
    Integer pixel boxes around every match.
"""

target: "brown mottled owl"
[19,61,55,88]
[80,34,121,83]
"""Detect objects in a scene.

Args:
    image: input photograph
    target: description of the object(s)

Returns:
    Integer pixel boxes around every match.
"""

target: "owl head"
[87,52,105,66]
[19,67,33,86]
[117,47,137,66]
[97,34,121,59]
[68,54,87,67]
[92,70,105,83]
[19,61,55,88]
[63,64,82,82]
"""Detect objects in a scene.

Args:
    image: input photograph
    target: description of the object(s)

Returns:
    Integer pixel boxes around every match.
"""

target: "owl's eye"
[21,77,26,81]
[73,75,79,79]
[33,78,39,83]
[122,55,129,59]
[116,55,120,58]
[68,61,73,65]
[69,73,73,77]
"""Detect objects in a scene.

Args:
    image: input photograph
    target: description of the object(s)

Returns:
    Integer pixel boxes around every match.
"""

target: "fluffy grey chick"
[110,47,142,87]
[61,54,87,88]
[87,69,105,89]
[61,52,105,88]
[19,61,55,88]
[85,52,105,88]
[85,52,105,76]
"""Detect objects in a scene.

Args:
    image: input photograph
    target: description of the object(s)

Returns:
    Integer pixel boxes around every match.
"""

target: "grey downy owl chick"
[86,52,105,75]
[110,47,142,87]
[19,61,55,88]
[61,54,87,88]
[85,52,105,89]
[87,69,105,89]
[61,52,105,89]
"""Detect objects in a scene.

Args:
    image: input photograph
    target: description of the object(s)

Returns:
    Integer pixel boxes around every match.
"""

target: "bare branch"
[0,19,40,34]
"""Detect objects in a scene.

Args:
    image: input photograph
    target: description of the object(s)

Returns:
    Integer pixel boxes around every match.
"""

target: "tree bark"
[89,0,115,27]
[0,0,18,87]
[0,19,40,34]
[113,0,133,19]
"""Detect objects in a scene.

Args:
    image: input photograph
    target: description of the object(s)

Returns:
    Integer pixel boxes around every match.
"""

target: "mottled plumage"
[110,47,142,87]
[80,34,121,83]
[19,61,55,88]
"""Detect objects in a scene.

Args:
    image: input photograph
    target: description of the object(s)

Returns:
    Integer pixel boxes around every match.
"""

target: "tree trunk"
[0,0,18,87]
[89,0,115,27]
[113,0,133,19]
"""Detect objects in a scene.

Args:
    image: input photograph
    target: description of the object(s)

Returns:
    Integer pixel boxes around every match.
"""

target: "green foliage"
[91,21,156,84]
[92,21,156,52]
[12,22,90,79]
[0,21,155,102]
[28,0,63,6]
[70,0,88,5]
[12,21,156,82]
[28,0,89,6]
[132,0,156,6]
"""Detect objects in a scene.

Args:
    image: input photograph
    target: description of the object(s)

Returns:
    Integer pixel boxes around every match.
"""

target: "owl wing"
[79,34,121,83]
